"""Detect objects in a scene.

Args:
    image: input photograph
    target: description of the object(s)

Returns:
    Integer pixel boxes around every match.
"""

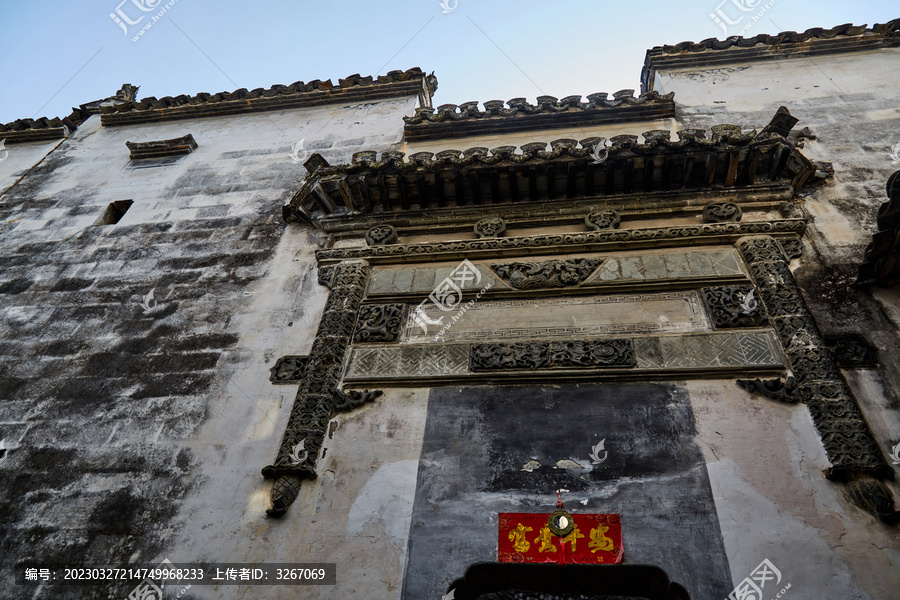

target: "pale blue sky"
[0,0,897,124]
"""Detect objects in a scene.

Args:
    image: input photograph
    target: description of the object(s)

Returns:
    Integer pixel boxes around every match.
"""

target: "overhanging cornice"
[402,90,676,141]
[100,68,437,127]
[284,126,816,227]
[641,19,900,92]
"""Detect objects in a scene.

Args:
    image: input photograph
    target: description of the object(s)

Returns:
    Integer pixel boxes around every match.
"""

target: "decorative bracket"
[736,376,800,403]
[269,355,310,384]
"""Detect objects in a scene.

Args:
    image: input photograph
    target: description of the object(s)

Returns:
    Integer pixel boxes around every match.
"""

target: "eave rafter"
[284,121,817,227]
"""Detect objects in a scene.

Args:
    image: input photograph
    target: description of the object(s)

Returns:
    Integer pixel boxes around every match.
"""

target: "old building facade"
[1,19,898,600]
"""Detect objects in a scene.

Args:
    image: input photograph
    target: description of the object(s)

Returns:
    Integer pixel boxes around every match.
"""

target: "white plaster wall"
[653,49,898,111]
[165,387,430,600]
[688,380,900,600]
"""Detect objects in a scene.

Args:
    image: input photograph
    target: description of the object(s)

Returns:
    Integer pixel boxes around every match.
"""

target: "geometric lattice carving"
[492,259,603,290]
[269,355,310,384]
[469,339,635,371]
[353,304,404,343]
[701,285,769,328]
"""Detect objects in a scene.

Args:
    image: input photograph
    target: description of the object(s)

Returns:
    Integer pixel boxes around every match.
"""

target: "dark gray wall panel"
[402,383,732,600]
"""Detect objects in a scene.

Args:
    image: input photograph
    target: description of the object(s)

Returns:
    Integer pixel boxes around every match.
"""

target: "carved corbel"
[736,376,800,403]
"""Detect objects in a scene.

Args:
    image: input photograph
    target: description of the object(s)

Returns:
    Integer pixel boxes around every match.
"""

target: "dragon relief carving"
[491,258,603,290]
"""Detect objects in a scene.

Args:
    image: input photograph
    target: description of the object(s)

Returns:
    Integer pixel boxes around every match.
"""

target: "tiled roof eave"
[284,130,816,226]
[403,92,677,142]
[641,19,900,92]
[101,79,425,127]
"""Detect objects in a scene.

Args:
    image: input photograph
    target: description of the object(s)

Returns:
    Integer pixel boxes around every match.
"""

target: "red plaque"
[498,513,623,564]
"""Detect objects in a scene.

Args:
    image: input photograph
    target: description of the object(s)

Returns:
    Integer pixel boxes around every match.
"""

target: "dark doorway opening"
[446,563,691,600]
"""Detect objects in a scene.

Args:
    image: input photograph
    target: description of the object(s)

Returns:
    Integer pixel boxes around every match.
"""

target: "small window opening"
[95,199,134,225]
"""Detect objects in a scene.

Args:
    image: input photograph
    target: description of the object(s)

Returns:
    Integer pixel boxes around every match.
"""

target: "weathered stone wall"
[653,47,900,600]
[0,97,417,599]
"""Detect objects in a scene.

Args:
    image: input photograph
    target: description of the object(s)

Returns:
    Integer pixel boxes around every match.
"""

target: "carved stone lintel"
[701,285,769,328]
[703,202,742,223]
[474,217,506,238]
[469,339,636,371]
[333,389,382,413]
[823,334,877,368]
[366,224,398,246]
[353,304,404,343]
[843,476,900,525]
[492,258,603,290]
[585,209,621,231]
[318,265,336,288]
[269,355,310,384]
[736,376,800,403]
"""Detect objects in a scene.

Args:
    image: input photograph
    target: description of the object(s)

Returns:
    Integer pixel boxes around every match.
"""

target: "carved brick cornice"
[285,128,816,226]
[641,19,900,93]
[402,90,676,141]
[316,219,806,265]
[101,68,436,126]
